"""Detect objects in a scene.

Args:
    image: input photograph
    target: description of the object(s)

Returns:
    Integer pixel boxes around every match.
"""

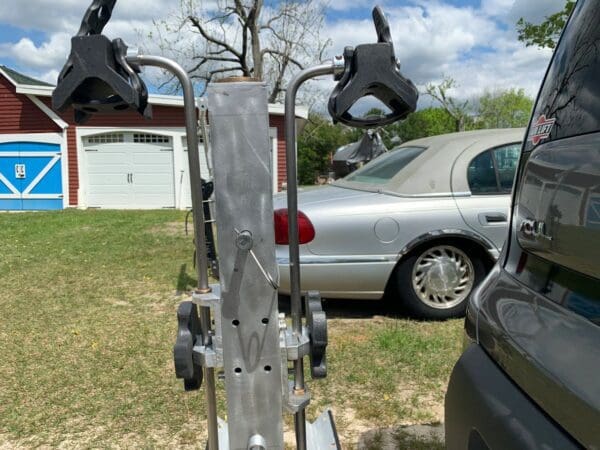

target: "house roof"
[0,65,54,87]
[0,65,309,119]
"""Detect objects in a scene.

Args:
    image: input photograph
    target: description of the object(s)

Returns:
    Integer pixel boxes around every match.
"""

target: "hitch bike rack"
[52,2,417,449]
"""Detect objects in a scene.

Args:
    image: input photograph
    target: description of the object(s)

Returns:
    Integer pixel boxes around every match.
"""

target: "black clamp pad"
[52,0,151,124]
[174,301,203,391]
[306,291,328,379]
[328,6,418,128]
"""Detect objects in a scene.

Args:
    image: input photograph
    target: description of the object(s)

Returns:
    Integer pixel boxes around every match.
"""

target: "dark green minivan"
[445,0,600,448]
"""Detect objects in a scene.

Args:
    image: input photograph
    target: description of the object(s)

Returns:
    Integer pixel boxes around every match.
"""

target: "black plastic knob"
[174,301,203,391]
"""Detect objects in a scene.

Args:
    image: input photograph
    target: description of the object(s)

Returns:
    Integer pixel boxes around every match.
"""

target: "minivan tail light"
[274,209,315,245]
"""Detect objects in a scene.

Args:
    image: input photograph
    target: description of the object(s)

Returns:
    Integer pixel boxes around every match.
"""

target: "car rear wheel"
[394,243,486,319]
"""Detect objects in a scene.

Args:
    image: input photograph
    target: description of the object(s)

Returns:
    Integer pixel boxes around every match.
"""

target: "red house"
[0,66,306,210]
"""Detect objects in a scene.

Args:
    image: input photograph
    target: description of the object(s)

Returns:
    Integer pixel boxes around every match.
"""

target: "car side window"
[493,144,521,191]
[468,143,521,194]
[468,150,497,194]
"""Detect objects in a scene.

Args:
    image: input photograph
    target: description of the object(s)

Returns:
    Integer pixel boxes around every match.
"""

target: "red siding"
[66,127,78,206]
[0,77,60,134]
[269,115,286,191]
[40,98,187,128]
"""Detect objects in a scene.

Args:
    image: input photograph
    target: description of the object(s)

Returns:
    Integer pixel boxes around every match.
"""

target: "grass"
[0,210,462,448]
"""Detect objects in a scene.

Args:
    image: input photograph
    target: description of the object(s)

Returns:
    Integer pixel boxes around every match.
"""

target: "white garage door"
[181,136,211,209]
[84,133,175,209]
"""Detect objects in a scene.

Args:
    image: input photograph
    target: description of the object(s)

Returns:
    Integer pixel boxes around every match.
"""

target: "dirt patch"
[358,423,445,450]
[336,406,377,445]
[147,221,187,237]
[0,434,21,450]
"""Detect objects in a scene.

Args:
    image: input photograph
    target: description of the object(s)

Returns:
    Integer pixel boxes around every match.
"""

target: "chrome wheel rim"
[411,245,474,309]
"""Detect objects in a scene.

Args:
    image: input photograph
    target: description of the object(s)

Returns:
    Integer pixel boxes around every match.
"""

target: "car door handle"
[479,213,508,225]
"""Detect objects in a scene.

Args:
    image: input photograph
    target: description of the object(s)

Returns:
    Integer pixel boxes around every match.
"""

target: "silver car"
[275,128,525,319]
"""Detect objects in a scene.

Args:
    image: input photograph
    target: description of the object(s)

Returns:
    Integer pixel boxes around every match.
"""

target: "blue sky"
[0,0,564,104]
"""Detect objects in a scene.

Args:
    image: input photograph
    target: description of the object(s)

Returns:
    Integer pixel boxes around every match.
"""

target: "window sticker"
[530,115,556,145]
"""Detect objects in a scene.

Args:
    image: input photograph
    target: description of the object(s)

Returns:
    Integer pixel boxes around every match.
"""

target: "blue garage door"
[0,142,63,210]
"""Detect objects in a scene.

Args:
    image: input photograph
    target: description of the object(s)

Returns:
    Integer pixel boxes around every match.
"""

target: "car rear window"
[524,0,600,152]
[342,146,425,184]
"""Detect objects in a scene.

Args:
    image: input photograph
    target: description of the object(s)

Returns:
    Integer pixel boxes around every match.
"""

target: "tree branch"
[187,15,242,59]
[262,49,304,69]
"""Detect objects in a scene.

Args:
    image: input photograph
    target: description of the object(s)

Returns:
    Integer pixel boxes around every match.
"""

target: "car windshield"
[340,146,425,185]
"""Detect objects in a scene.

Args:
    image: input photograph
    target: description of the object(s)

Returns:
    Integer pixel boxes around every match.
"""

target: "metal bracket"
[306,410,341,450]
[284,327,311,361]
[279,316,312,414]
[192,283,224,368]
[285,380,312,414]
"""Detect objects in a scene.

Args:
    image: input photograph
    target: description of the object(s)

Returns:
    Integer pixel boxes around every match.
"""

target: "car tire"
[394,243,486,320]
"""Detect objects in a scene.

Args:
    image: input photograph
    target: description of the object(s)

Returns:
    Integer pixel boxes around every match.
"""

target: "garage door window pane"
[87,133,124,144]
[133,134,170,144]
[468,151,498,194]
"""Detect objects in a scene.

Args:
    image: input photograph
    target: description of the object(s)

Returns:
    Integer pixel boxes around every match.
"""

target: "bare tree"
[151,0,330,102]
[425,77,470,132]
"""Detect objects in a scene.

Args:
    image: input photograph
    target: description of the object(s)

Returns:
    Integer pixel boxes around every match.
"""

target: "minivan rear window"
[524,0,600,152]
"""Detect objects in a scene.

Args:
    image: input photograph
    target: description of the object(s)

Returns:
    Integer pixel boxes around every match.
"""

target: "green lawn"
[0,210,462,448]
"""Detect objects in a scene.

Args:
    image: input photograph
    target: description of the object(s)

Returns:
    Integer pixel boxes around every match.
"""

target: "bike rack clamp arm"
[328,6,418,128]
[52,0,151,124]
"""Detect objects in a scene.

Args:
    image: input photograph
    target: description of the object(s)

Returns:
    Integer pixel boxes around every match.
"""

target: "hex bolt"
[236,230,254,251]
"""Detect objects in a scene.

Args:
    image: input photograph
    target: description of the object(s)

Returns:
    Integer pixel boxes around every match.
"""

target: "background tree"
[516,1,576,49]
[152,0,329,101]
[389,107,457,143]
[297,114,356,184]
[424,77,471,131]
[475,88,533,129]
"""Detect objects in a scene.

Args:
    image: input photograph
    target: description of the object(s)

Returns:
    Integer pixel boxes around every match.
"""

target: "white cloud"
[0,0,177,33]
[324,0,373,11]
[0,32,71,70]
[0,0,180,81]
[322,0,557,108]
[508,0,566,24]
[481,0,516,18]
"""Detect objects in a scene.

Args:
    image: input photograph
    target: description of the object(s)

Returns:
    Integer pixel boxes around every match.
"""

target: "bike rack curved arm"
[51,3,220,449]
[285,7,418,446]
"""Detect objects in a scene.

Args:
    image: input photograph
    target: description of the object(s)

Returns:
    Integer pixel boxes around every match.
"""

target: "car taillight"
[274,208,315,245]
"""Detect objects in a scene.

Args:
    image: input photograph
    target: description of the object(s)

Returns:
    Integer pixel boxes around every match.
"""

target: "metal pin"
[233,228,279,290]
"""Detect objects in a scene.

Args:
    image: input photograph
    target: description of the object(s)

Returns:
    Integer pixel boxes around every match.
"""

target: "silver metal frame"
[284,59,343,449]
[127,54,220,450]
[125,53,343,450]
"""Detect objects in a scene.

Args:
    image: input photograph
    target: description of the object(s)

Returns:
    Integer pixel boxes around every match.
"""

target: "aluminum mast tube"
[127,54,219,450]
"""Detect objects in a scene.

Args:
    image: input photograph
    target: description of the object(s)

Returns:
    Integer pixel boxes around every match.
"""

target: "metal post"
[284,62,336,450]
[208,81,284,449]
[127,54,219,450]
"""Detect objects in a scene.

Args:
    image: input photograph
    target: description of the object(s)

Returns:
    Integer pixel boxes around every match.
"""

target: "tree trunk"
[249,0,263,80]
